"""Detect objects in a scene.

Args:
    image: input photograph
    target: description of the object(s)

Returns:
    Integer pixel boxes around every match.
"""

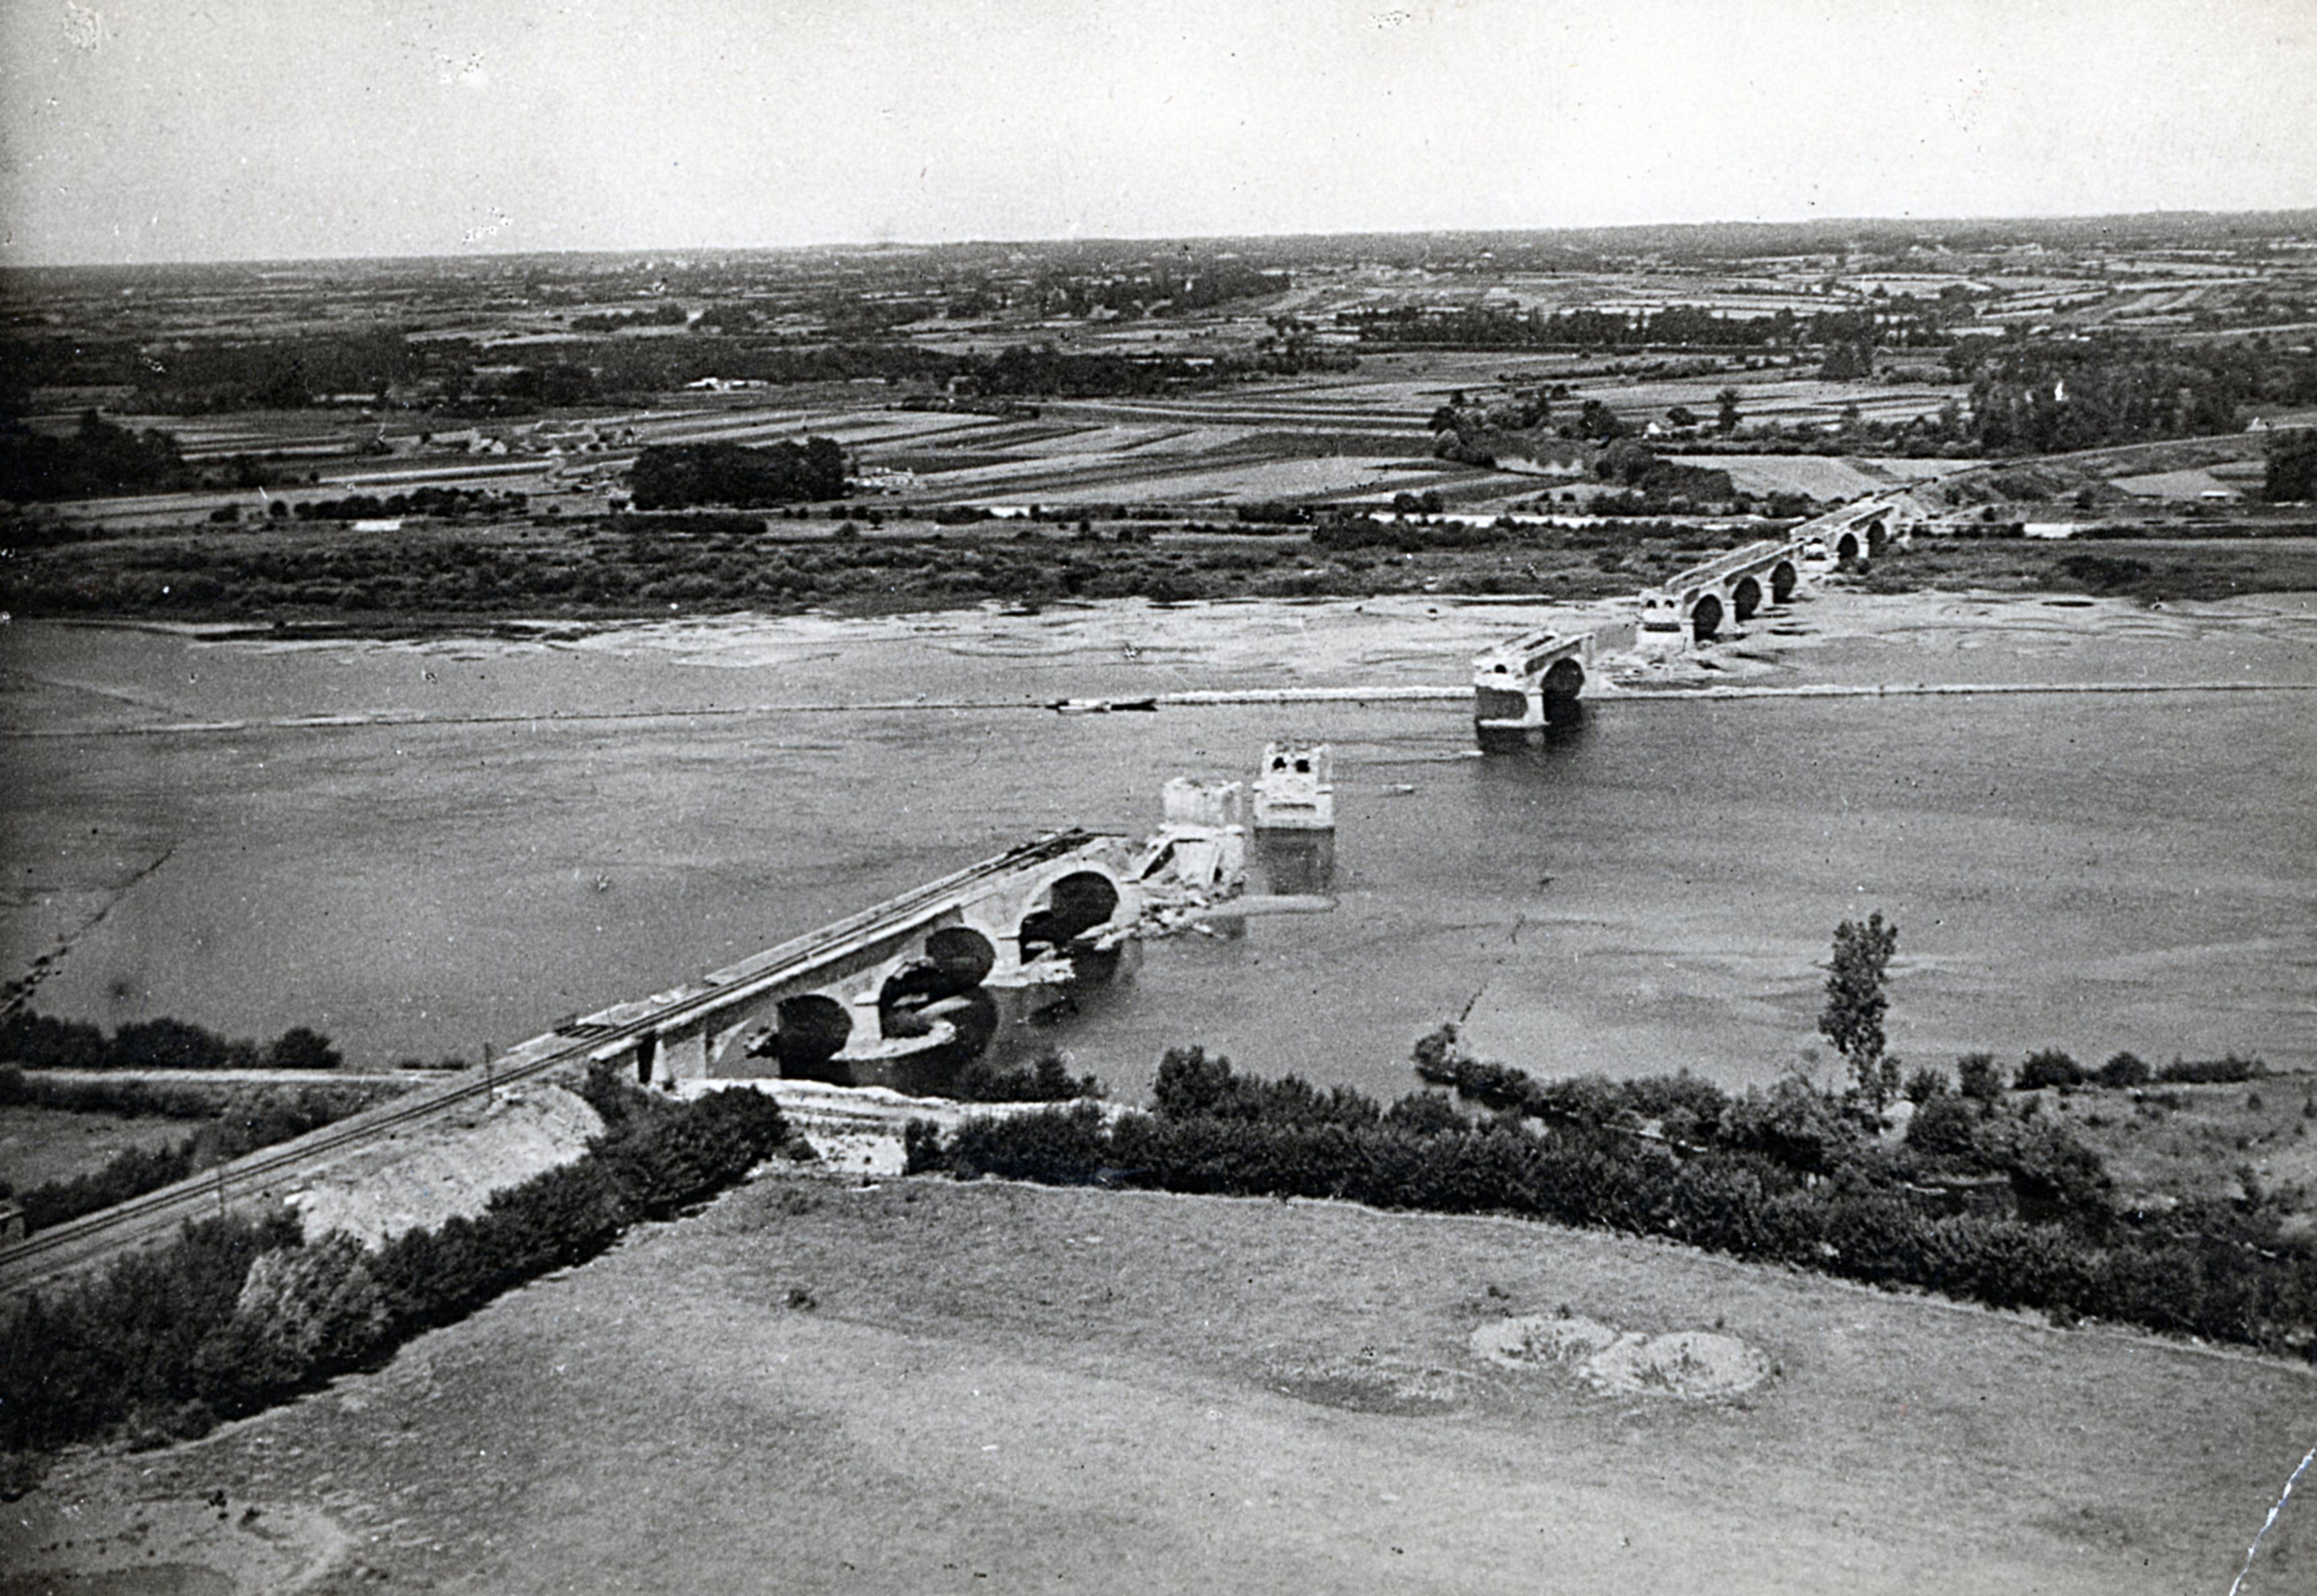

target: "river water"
[3,587,2312,1103]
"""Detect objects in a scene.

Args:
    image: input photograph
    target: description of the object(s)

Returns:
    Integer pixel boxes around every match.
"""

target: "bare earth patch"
[1471,1313,1773,1400]
[282,1082,599,1244]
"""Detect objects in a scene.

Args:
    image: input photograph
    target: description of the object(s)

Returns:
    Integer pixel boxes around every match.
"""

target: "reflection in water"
[1474,700,1590,758]
[1255,829,1337,898]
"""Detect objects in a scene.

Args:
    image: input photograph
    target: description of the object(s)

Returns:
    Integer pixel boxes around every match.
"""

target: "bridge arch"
[1770,559,1798,603]
[754,993,853,1078]
[1689,592,1724,644]
[1540,656,1585,725]
[1865,516,1889,557]
[1017,868,1124,961]
[877,925,1000,1037]
[1731,575,1762,622]
[1834,530,1861,563]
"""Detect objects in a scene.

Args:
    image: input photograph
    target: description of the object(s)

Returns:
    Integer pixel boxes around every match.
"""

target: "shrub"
[2097,1051,2151,1088]
[0,1010,347,1074]
[13,1084,393,1234]
[191,1236,390,1417]
[0,1080,789,1466]
[948,1050,1102,1103]
[1956,1051,2009,1103]
[1382,1091,1467,1136]
[585,1083,790,1221]
[0,1210,299,1456]
[1904,1066,1951,1105]
[265,1026,341,1071]
[909,1043,2314,1355]
[902,1118,948,1175]
[1149,1047,1378,1129]
[1904,1093,1987,1163]
[2016,1049,2084,1091]
[1718,1076,1864,1176]
[2156,1054,2269,1085]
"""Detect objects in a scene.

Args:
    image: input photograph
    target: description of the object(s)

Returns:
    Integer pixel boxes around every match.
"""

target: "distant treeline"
[285,486,531,521]
[1343,302,1954,352]
[905,1033,2317,1357]
[0,328,1353,415]
[1,1011,342,1072]
[629,437,846,510]
[1948,337,2317,454]
[0,410,191,501]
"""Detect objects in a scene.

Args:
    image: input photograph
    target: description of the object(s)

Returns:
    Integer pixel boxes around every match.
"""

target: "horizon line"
[7,204,2317,276]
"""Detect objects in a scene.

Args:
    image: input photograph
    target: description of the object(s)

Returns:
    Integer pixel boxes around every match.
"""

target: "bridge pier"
[654,1026,708,1088]
[1472,625,1626,738]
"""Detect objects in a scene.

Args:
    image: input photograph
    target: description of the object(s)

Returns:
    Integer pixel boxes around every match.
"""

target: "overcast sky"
[5,0,2314,266]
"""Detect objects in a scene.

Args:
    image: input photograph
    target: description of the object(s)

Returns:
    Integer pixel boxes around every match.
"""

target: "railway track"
[0,831,1102,1298]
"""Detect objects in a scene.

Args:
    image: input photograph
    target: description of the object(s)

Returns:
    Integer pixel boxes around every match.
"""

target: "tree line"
[1343,301,1954,352]
[1,1010,342,1072]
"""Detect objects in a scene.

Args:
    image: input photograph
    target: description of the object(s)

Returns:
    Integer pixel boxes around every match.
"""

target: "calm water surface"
[3,592,2311,1103]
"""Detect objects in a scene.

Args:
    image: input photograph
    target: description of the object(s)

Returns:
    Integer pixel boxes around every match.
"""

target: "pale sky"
[3,0,2314,266]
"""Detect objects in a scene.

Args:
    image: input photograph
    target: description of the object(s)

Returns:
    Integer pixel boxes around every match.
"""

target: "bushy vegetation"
[0,1010,342,1072]
[628,437,847,510]
[947,1050,1104,1104]
[289,487,528,521]
[2265,427,2317,503]
[1347,301,1944,354]
[1952,338,2317,455]
[0,410,191,501]
[0,1073,786,1469]
[909,1031,2317,1357]
[2155,1054,2270,1086]
[0,1067,226,1120]
[93,325,1348,417]
[2016,1048,2085,1091]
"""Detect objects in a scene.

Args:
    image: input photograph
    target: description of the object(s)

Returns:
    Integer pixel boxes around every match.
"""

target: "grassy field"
[0,1103,198,1190]
[1861,537,2317,603]
[2046,1078,2317,1227]
[13,1171,2310,1593]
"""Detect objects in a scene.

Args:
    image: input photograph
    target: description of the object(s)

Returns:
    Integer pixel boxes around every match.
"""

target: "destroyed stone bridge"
[1472,491,1925,731]
[549,830,1141,1088]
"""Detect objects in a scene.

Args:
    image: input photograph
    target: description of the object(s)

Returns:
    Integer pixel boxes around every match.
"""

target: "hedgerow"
[918,1039,2317,1357]
[0,1076,787,1471]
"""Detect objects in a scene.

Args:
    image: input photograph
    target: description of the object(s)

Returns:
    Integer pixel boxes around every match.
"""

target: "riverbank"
[7,508,2317,630]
